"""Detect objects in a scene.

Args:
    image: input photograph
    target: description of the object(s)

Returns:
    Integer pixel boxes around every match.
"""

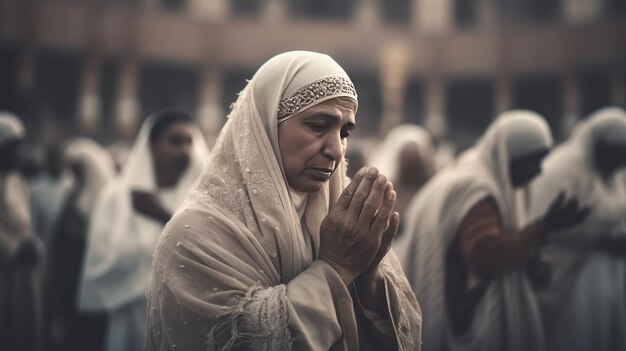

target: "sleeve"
[458,196,545,279]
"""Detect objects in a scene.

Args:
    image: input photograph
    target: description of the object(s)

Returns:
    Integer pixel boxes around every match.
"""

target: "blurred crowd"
[1,101,625,350]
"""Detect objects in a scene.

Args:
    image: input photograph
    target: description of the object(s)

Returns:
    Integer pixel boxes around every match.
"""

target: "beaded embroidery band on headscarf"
[277,76,358,124]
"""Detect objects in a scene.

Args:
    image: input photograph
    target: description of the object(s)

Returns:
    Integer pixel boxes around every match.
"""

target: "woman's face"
[278,97,356,193]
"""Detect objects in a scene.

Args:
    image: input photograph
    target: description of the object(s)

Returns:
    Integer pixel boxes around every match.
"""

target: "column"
[414,0,452,34]
[354,0,380,28]
[197,65,224,148]
[562,70,580,135]
[424,73,447,137]
[379,41,410,136]
[78,53,102,134]
[495,70,512,115]
[264,0,287,23]
[189,0,229,22]
[115,57,140,142]
[563,0,603,25]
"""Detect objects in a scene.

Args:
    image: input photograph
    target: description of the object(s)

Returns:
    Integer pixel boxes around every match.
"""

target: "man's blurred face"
[151,122,194,182]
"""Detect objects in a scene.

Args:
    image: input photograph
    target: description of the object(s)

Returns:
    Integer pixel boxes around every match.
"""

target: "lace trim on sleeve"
[206,285,292,351]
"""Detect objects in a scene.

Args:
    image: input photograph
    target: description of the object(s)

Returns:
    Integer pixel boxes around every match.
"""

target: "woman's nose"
[322,133,344,162]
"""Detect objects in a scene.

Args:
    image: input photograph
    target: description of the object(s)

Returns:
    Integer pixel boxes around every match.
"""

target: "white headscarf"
[398,110,552,351]
[64,138,117,216]
[0,111,25,148]
[146,51,422,351]
[529,107,626,336]
[371,123,435,184]
[78,112,208,312]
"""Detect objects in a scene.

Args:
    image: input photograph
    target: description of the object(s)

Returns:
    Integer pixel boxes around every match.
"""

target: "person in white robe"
[528,106,626,351]
[372,124,436,236]
[46,138,116,350]
[146,51,422,351]
[78,108,208,351]
[0,111,44,351]
[397,110,588,351]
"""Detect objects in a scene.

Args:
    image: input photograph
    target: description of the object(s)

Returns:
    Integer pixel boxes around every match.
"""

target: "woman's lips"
[308,167,333,180]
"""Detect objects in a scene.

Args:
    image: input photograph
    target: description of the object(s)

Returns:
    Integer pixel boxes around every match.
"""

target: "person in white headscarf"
[146,51,422,351]
[78,108,209,351]
[0,111,44,351]
[528,107,626,351]
[372,124,435,230]
[46,138,116,350]
[397,110,589,351]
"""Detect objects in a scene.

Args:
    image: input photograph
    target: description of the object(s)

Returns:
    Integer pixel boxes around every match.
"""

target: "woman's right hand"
[319,167,397,285]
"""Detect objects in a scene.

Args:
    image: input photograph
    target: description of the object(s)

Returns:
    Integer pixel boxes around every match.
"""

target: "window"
[403,77,425,125]
[579,69,611,118]
[99,59,120,143]
[231,0,263,17]
[382,0,412,24]
[513,73,563,136]
[446,78,494,140]
[498,0,562,23]
[35,51,83,135]
[160,0,187,12]
[222,68,255,117]
[453,0,478,27]
[606,0,626,17]
[139,62,199,118]
[289,0,355,20]
[0,46,22,118]
[346,69,382,137]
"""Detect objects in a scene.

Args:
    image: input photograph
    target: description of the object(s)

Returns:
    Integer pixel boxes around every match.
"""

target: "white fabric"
[78,114,208,313]
[146,51,422,351]
[0,111,25,147]
[29,174,73,251]
[64,138,117,217]
[371,123,436,184]
[398,110,552,351]
[528,107,626,351]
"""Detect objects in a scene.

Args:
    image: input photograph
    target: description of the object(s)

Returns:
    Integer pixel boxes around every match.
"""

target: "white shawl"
[146,51,422,351]
[371,124,435,185]
[398,110,552,351]
[528,107,626,350]
[78,114,208,311]
[64,138,117,217]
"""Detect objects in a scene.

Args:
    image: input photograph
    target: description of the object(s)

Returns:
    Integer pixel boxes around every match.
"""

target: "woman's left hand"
[354,208,400,317]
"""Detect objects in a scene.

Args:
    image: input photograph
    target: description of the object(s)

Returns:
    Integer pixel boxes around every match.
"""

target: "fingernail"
[368,167,378,176]
[387,190,396,201]
[377,175,386,184]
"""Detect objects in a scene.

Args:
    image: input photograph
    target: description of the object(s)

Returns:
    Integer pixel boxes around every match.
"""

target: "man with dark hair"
[78,108,208,351]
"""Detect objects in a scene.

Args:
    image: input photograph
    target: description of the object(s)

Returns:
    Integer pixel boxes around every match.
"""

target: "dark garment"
[445,196,544,335]
[47,196,107,351]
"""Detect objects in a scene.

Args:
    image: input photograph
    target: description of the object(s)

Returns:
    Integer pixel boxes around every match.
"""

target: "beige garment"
[146,51,422,351]
[0,172,43,351]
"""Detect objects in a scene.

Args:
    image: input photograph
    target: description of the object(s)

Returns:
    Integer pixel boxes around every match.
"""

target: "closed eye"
[308,122,329,133]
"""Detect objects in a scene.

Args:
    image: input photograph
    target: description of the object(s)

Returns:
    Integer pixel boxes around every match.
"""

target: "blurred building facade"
[0,0,625,146]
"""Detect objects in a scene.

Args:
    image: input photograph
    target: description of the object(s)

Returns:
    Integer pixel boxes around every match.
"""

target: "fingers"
[334,167,368,211]
[345,167,380,220]
[357,174,389,229]
[550,191,566,211]
[371,188,397,235]
[382,212,400,250]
